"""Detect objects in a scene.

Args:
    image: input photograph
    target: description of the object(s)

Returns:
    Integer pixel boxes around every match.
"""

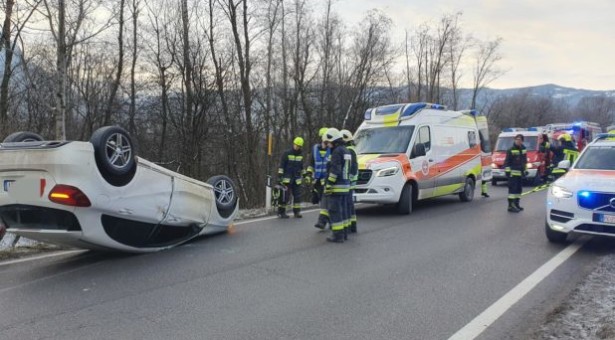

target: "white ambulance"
[353,103,488,214]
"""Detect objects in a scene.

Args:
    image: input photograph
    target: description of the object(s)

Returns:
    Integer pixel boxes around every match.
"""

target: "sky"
[334,0,615,91]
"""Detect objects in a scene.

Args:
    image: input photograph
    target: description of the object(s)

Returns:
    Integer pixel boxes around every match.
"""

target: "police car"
[0,126,238,252]
[545,133,615,243]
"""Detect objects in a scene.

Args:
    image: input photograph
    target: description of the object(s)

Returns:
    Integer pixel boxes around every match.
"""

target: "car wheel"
[90,126,137,186]
[491,178,498,186]
[397,183,413,215]
[545,221,568,243]
[207,175,238,218]
[459,177,475,202]
[3,131,44,143]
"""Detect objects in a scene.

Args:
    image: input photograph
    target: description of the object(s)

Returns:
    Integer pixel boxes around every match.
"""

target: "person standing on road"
[277,137,305,218]
[322,128,351,243]
[306,127,331,230]
[341,129,358,234]
[504,134,527,213]
[538,133,552,183]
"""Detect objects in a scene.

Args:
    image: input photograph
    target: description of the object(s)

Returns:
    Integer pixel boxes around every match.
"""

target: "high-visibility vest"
[312,144,330,180]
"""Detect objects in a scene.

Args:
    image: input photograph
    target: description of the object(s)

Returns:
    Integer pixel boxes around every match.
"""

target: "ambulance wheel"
[545,220,568,243]
[397,183,413,215]
[459,177,475,202]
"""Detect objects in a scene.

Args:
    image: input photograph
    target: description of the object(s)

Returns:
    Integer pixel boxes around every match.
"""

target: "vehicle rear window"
[574,146,615,170]
[495,136,537,151]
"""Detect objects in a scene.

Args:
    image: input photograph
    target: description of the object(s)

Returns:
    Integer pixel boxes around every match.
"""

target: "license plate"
[5,178,39,200]
[493,170,503,176]
[601,214,615,224]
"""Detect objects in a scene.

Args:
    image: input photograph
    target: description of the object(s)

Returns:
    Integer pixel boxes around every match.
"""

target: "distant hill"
[464,84,615,109]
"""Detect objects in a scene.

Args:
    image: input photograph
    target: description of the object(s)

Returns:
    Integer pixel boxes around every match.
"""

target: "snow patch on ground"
[533,254,615,340]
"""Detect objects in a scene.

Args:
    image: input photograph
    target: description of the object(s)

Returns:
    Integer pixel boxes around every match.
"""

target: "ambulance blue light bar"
[401,102,446,118]
[527,127,539,131]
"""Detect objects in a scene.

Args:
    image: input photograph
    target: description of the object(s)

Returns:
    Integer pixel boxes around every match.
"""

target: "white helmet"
[340,129,353,142]
[322,127,341,142]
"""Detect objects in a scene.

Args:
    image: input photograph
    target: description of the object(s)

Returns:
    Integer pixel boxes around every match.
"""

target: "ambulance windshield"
[354,126,415,154]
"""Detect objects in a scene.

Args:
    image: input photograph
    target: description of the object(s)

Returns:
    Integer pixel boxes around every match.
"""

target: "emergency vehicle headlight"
[526,162,533,169]
[376,166,399,177]
[551,185,573,199]
[491,163,498,169]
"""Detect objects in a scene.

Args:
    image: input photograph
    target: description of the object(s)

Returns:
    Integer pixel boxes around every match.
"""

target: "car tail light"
[48,185,91,207]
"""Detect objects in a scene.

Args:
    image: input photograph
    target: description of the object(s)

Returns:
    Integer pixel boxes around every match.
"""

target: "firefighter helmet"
[293,137,305,147]
[322,128,341,142]
[558,133,572,142]
[318,127,329,137]
[340,129,353,142]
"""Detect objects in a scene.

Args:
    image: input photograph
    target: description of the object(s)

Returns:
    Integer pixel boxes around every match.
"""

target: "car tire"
[459,177,475,202]
[397,183,413,215]
[3,131,44,143]
[207,175,238,218]
[90,126,137,186]
[545,221,568,243]
[491,178,498,186]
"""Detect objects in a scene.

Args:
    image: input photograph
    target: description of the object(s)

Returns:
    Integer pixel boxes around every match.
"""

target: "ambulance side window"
[468,131,477,148]
[411,126,431,158]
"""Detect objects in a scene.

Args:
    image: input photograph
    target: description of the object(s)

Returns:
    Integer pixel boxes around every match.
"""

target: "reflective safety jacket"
[278,148,304,185]
[550,141,578,166]
[346,144,358,189]
[307,143,330,180]
[504,144,527,177]
[325,143,351,194]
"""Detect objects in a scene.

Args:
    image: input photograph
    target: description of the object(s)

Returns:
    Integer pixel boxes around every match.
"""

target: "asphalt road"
[0,184,611,340]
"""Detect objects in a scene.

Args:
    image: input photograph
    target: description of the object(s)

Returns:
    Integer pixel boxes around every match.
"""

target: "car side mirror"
[412,143,426,158]
[557,160,571,170]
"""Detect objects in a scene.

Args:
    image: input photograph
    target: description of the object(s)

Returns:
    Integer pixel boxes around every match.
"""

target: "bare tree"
[42,0,112,139]
[471,37,504,109]
[103,0,125,125]
[1,0,41,134]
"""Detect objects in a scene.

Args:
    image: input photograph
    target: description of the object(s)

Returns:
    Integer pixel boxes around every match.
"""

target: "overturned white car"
[0,126,238,252]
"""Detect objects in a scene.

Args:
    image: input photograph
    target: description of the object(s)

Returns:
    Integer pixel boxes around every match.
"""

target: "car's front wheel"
[545,220,568,243]
[207,175,238,218]
[90,126,138,186]
[3,131,44,143]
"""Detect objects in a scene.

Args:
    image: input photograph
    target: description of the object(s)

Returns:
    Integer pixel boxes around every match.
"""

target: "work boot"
[326,231,344,243]
[293,208,302,218]
[481,192,490,198]
[277,208,289,219]
[514,199,524,211]
[349,222,357,233]
[314,222,325,230]
[507,199,520,213]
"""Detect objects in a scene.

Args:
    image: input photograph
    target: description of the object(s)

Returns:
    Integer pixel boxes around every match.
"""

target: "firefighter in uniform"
[307,127,331,229]
[277,137,305,218]
[538,133,551,183]
[504,134,527,213]
[550,133,578,180]
[341,129,358,234]
[322,128,351,243]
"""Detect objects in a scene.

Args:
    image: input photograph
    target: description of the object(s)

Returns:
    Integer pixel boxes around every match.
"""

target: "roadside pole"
[265,132,273,211]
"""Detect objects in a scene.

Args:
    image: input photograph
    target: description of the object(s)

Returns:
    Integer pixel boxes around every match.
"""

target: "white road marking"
[0,250,86,268]
[448,238,588,340]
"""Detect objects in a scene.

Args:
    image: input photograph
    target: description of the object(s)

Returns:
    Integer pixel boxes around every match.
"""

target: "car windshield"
[574,146,615,170]
[354,126,415,154]
[495,136,537,151]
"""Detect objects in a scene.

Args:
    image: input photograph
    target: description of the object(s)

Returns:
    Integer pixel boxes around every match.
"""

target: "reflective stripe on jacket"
[278,148,304,184]
[504,144,527,177]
